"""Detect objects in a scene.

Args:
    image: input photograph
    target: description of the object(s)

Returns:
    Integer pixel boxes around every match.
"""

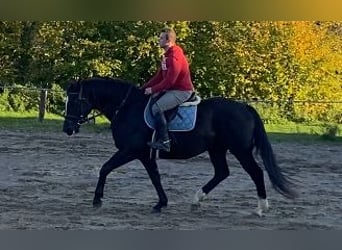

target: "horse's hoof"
[151,206,162,213]
[151,202,167,213]
[190,203,201,212]
[253,208,266,217]
[93,198,102,208]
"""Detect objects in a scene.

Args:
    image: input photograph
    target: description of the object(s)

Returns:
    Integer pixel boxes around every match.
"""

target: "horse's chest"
[112,122,137,139]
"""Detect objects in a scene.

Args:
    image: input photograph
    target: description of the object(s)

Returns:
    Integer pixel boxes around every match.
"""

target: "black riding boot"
[148,111,171,152]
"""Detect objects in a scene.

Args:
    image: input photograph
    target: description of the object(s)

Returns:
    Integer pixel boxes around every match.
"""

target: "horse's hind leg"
[233,150,269,216]
[193,149,229,205]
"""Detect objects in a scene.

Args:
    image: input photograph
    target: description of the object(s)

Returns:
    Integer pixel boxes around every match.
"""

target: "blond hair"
[162,27,177,43]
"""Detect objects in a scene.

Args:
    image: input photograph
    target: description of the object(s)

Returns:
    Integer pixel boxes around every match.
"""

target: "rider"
[141,27,195,152]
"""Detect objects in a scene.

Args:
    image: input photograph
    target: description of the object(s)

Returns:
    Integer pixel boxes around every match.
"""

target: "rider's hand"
[144,87,152,95]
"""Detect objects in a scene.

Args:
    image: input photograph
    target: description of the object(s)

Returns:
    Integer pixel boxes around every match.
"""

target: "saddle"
[164,92,198,121]
[144,93,201,132]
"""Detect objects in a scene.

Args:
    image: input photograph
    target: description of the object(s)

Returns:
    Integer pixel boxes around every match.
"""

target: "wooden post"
[38,89,48,122]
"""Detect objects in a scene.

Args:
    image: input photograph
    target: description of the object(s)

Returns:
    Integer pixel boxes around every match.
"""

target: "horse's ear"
[68,78,82,88]
[65,78,81,92]
[69,79,78,85]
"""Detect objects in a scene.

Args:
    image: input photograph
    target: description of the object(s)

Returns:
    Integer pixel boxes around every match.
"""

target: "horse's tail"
[247,105,298,199]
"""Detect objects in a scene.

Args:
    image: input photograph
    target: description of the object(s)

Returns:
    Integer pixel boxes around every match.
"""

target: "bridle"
[65,83,134,126]
[65,83,101,126]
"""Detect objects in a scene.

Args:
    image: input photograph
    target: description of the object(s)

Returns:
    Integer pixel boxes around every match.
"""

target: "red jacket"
[142,45,194,93]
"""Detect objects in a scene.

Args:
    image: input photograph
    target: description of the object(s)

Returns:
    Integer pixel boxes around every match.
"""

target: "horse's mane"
[81,76,139,90]
[78,76,145,105]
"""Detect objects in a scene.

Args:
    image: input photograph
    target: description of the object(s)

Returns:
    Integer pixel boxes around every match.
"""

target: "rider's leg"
[148,90,192,152]
[148,104,171,152]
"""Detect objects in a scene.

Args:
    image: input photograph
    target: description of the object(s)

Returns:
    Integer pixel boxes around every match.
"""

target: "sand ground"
[0,129,341,229]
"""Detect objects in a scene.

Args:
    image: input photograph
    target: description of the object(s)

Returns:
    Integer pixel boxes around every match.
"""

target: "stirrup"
[148,140,171,152]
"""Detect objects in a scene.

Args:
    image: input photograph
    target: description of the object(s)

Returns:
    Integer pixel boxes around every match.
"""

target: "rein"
[78,111,102,125]
[65,83,134,126]
[112,84,134,121]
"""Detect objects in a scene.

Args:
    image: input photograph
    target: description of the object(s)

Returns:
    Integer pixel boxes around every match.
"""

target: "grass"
[0,111,341,143]
[0,111,111,133]
[265,122,342,143]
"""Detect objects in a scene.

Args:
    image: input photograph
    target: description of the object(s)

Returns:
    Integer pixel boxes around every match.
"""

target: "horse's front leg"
[93,150,135,208]
[139,156,168,213]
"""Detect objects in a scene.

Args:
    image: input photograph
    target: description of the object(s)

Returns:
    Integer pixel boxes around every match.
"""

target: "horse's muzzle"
[63,120,80,136]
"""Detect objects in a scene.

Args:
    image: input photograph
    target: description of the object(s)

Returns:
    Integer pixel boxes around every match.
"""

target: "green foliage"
[0,21,23,84]
[0,88,11,111]
[321,124,340,140]
[0,85,39,112]
[47,84,65,115]
[0,21,341,123]
[250,101,290,124]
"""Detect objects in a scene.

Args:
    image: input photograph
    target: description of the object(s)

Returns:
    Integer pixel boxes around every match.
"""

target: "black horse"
[63,77,296,215]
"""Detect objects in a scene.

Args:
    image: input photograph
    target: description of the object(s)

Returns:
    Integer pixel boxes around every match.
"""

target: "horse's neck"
[92,84,147,121]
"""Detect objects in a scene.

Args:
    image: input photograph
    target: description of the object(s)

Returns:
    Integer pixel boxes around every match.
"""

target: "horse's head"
[63,80,94,136]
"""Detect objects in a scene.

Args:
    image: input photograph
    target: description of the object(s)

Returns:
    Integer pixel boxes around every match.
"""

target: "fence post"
[38,89,48,122]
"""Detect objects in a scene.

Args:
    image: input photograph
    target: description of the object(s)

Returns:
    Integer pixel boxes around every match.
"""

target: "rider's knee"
[151,103,163,116]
